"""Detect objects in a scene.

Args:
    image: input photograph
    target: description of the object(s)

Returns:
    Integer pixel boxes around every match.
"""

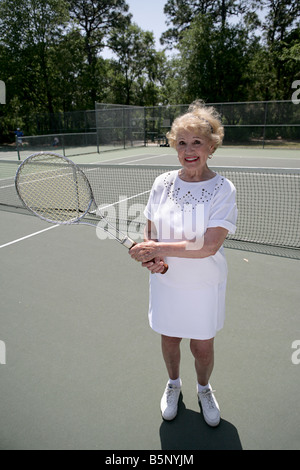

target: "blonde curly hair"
[167,100,224,152]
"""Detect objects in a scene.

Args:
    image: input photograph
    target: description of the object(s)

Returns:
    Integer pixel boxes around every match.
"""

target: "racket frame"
[15,152,168,271]
[15,152,136,249]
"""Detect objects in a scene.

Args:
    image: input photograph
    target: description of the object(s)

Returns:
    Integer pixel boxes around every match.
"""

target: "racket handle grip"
[159,262,169,274]
[130,241,168,274]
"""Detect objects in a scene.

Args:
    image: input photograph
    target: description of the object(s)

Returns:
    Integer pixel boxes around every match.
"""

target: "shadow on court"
[160,394,242,450]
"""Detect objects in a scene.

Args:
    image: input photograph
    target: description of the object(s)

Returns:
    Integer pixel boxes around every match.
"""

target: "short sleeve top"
[144,170,238,288]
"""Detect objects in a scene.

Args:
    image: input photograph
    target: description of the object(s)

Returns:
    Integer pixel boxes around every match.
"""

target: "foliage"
[0,0,299,141]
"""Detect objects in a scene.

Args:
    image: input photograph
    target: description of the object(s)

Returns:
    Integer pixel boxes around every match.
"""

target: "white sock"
[168,377,182,388]
[197,382,211,393]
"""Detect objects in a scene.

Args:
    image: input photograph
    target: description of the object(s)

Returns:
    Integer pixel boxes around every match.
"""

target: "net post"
[16,136,21,160]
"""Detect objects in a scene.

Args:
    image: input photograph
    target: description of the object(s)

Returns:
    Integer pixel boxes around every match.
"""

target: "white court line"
[0,182,15,189]
[118,154,172,165]
[90,152,174,165]
[0,225,59,249]
[90,153,149,164]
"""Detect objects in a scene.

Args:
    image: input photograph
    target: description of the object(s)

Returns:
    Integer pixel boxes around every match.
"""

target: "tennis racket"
[15,152,168,274]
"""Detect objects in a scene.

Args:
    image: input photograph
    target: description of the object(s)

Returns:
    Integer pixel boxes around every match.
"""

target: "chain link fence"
[2,100,299,159]
[144,100,300,148]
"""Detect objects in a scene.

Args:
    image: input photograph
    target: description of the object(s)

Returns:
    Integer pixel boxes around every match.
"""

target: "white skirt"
[148,273,227,340]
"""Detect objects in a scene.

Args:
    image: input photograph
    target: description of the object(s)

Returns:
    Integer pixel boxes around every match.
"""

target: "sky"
[126,0,168,49]
[102,0,168,58]
[102,1,267,59]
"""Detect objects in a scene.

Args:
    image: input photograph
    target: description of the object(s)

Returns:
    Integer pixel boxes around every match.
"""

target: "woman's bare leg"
[190,338,214,386]
[161,335,182,380]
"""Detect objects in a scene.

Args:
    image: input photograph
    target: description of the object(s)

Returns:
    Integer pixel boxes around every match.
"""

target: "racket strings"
[16,155,93,223]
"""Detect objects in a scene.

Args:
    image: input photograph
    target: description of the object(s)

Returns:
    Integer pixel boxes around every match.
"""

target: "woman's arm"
[130,220,228,264]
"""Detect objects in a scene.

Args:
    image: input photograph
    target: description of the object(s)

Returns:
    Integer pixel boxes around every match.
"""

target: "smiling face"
[176,129,214,177]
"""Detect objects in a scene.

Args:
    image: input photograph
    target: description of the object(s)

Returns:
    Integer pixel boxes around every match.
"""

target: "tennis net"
[0,160,299,259]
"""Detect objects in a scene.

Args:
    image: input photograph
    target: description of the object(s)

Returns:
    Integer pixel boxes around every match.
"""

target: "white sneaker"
[197,387,221,427]
[160,382,181,421]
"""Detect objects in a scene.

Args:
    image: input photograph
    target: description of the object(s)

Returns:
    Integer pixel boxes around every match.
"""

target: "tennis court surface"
[0,147,299,450]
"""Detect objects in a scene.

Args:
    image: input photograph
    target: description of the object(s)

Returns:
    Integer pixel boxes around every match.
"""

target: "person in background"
[15,128,24,146]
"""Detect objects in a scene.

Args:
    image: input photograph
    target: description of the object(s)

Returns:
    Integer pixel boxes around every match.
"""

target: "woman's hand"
[141,258,167,274]
[129,240,159,262]
[129,241,166,273]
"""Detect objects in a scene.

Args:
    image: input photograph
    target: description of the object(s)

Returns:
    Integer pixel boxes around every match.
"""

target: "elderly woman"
[130,101,237,427]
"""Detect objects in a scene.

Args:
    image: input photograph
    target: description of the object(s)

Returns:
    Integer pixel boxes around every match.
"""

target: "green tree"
[260,0,300,100]
[172,14,254,103]
[159,56,185,105]
[68,0,131,106]
[0,0,69,116]
[161,0,256,47]
[262,0,300,45]
[49,29,87,111]
[108,24,165,105]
